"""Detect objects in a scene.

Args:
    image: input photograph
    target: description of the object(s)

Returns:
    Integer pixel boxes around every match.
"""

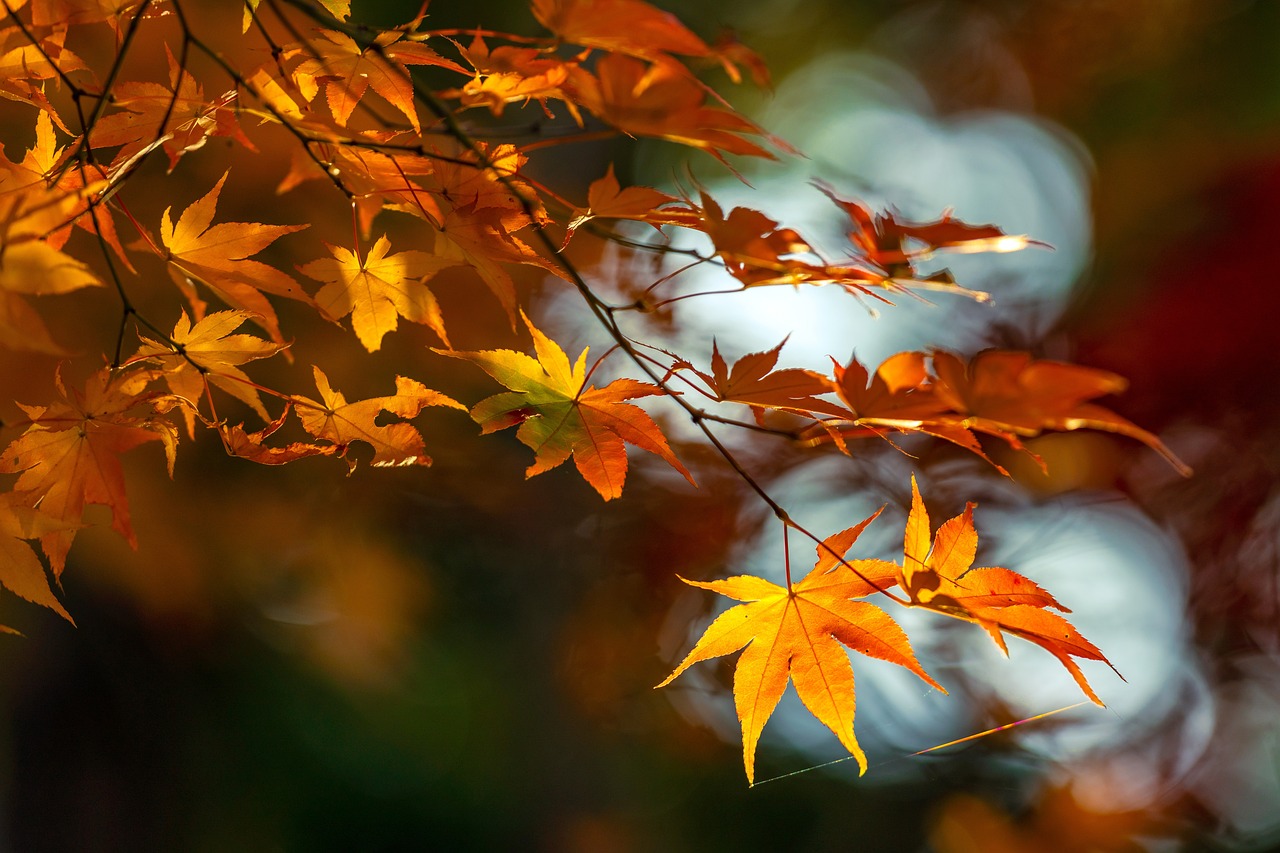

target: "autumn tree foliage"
[0,0,1188,784]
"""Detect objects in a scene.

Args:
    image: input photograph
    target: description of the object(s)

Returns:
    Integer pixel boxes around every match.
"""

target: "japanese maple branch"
[268,0,910,602]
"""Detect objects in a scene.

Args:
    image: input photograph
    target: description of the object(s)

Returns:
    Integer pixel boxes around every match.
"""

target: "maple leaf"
[563,164,697,246]
[0,366,177,576]
[244,0,349,33]
[695,192,875,293]
[0,492,76,623]
[431,213,564,325]
[815,181,1039,299]
[437,313,693,500]
[286,28,467,133]
[89,44,251,171]
[133,310,289,436]
[299,235,451,352]
[158,171,311,342]
[2,110,133,269]
[929,350,1192,475]
[275,135,442,236]
[567,55,781,164]
[291,366,464,472]
[378,143,566,324]
[447,33,578,119]
[682,339,832,425]
[899,476,1116,704]
[218,405,337,466]
[533,0,711,61]
[25,0,161,34]
[0,140,106,352]
[658,511,943,784]
[0,27,84,127]
[532,0,763,84]
[800,352,1002,471]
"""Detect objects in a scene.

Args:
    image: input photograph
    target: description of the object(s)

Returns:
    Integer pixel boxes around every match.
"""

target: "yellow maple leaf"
[659,512,943,784]
[299,235,450,352]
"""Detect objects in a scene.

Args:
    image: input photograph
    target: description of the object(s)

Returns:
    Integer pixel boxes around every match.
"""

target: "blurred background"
[2,0,1279,850]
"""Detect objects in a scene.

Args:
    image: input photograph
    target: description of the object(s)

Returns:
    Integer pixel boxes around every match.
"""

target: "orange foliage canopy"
[0,0,1185,785]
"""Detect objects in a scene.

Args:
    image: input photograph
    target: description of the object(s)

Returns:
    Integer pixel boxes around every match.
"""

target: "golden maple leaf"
[659,511,943,784]
[299,235,450,352]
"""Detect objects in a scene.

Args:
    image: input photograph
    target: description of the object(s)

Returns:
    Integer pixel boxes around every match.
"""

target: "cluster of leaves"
[0,0,1186,783]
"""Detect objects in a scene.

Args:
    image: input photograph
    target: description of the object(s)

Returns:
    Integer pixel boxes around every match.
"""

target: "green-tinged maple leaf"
[299,235,450,352]
[0,366,177,576]
[133,310,289,436]
[658,511,943,784]
[292,366,464,472]
[437,312,693,500]
[899,476,1117,704]
[158,171,311,343]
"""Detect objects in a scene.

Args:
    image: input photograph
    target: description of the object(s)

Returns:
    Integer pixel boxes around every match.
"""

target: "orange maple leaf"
[218,405,338,467]
[447,33,579,119]
[299,235,451,352]
[0,27,84,127]
[658,511,943,784]
[286,28,466,132]
[930,350,1192,475]
[0,492,76,624]
[898,476,1117,704]
[24,0,160,33]
[133,310,289,436]
[802,352,1002,470]
[158,171,311,342]
[815,181,1040,300]
[437,312,693,500]
[89,44,251,171]
[0,366,177,576]
[563,164,697,246]
[0,121,108,353]
[568,55,780,164]
[291,367,464,472]
[532,0,762,83]
[2,110,131,269]
[685,339,832,424]
[243,0,348,32]
[695,193,878,292]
